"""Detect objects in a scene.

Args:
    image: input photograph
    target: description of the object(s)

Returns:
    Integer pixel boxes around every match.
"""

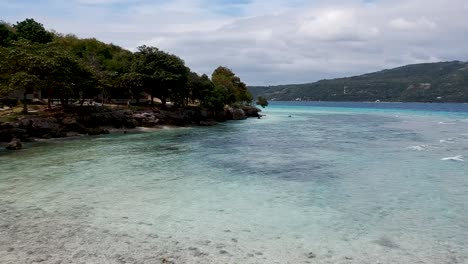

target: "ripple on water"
[1,104,468,263]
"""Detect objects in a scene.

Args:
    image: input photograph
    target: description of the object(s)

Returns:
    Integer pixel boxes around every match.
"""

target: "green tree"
[131,45,189,106]
[14,18,53,44]
[0,22,16,47]
[8,72,39,113]
[256,96,269,108]
[119,72,144,103]
[211,66,252,105]
[188,72,215,105]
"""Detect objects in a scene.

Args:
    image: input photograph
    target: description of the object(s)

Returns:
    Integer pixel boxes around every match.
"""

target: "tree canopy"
[14,18,53,44]
[0,18,254,112]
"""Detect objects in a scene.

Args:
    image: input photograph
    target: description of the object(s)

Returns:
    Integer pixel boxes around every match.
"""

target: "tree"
[256,96,269,108]
[8,72,39,113]
[0,22,16,47]
[14,18,53,44]
[211,66,252,105]
[188,72,215,105]
[131,45,189,106]
[203,86,227,113]
[0,42,42,108]
[119,72,144,103]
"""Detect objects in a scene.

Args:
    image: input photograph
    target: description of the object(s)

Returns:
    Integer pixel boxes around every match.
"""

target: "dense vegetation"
[0,18,253,112]
[250,61,468,103]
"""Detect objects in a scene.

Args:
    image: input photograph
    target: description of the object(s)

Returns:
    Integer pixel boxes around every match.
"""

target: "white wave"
[441,155,464,162]
[438,122,456,125]
[407,145,428,151]
[440,138,455,144]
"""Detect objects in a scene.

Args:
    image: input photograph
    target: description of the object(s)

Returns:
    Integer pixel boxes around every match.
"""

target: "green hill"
[249,61,468,102]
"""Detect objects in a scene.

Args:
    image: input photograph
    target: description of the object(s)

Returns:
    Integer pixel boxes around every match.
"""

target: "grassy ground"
[0,105,45,123]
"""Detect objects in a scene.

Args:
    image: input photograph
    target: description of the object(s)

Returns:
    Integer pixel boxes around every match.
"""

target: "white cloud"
[389,17,436,31]
[1,0,467,85]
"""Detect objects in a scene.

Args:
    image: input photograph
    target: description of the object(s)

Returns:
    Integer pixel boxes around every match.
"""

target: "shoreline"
[0,105,261,151]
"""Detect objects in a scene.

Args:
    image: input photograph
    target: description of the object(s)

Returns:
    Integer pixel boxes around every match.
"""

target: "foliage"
[249,61,468,103]
[212,66,253,104]
[14,18,53,44]
[1,18,251,111]
[0,22,16,47]
[256,96,269,108]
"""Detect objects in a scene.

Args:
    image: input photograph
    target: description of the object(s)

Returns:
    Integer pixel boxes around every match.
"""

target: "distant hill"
[249,61,468,102]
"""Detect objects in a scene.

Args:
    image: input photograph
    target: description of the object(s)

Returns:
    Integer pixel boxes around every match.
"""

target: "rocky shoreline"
[0,105,261,150]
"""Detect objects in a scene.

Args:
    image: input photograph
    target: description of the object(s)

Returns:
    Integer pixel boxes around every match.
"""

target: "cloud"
[389,17,436,31]
[1,0,467,85]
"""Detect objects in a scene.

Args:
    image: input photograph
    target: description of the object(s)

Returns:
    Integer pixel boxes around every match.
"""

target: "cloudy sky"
[1,0,468,85]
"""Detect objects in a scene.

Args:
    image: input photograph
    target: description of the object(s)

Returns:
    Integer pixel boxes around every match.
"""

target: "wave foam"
[407,145,428,151]
[440,138,455,144]
[441,155,464,162]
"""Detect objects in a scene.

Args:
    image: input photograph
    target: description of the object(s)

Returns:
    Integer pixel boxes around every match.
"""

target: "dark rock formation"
[86,128,110,136]
[6,138,22,150]
[242,106,261,117]
[199,120,217,126]
[0,104,261,146]
[20,117,65,138]
[83,111,137,128]
[232,109,247,120]
[133,112,159,127]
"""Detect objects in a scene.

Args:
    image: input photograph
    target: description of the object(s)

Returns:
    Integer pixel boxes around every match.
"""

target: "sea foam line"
[441,155,464,162]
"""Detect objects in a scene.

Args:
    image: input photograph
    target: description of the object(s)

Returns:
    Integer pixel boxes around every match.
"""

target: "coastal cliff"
[0,105,261,150]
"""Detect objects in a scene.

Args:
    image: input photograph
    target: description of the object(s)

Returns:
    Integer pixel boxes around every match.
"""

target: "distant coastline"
[249,61,468,103]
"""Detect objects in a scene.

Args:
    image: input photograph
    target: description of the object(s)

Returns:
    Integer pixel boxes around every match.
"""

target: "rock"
[0,128,27,142]
[6,138,22,150]
[133,112,159,127]
[306,252,316,259]
[159,108,203,126]
[200,109,209,118]
[85,111,137,128]
[20,117,64,138]
[86,128,109,136]
[61,116,77,126]
[232,108,247,120]
[199,120,217,126]
[242,105,261,117]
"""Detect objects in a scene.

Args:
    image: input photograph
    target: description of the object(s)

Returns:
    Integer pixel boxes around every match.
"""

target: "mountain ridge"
[249,61,468,102]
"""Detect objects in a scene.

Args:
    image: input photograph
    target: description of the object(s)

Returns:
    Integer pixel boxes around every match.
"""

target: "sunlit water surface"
[1,102,468,264]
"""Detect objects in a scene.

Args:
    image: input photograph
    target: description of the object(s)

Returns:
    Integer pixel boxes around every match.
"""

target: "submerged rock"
[6,138,22,150]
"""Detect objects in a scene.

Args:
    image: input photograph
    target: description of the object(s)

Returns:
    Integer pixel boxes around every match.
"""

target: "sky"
[1,0,468,85]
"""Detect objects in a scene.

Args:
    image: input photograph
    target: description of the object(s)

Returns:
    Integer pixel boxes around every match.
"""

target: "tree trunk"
[47,88,52,110]
[22,92,28,114]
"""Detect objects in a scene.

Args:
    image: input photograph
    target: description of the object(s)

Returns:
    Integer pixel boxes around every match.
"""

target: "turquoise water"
[1,103,468,263]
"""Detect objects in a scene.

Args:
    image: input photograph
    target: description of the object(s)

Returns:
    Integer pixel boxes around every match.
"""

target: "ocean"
[1,102,467,263]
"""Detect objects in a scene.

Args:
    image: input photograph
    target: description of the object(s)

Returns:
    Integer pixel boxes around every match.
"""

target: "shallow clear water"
[1,103,468,264]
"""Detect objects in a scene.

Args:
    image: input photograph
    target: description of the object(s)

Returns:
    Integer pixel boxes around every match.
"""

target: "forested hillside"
[0,18,253,112]
[249,61,468,102]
